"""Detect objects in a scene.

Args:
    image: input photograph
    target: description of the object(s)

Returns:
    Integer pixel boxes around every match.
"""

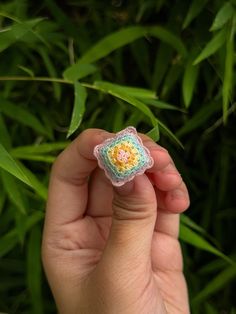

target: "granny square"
[94,126,154,186]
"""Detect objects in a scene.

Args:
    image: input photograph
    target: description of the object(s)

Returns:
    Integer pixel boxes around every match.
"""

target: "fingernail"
[171,189,185,200]
[115,180,134,196]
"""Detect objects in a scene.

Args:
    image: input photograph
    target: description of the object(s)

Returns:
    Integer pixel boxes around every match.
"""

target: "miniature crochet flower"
[94,126,154,186]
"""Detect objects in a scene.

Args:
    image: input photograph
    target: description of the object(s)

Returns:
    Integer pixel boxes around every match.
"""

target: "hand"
[42,129,190,314]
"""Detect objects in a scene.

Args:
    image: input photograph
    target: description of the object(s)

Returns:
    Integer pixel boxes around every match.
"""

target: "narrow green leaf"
[182,0,209,29]
[181,214,207,235]
[179,224,233,264]
[141,98,185,112]
[0,98,49,137]
[17,162,48,200]
[223,23,235,123]
[0,211,44,257]
[63,63,97,81]
[182,61,199,108]
[10,153,55,163]
[10,142,69,155]
[176,101,221,137]
[146,124,160,142]
[78,26,146,64]
[67,82,87,138]
[147,26,187,57]
[158,119,184,149]
[115,85,156,100]
[94,81,157,126]
[0,18,44,53]
[17,65,34,77]
[193,265,236,304]
[1,171,26,214]
[77,26,187,65]
[0,113,11,149]
[27,225,43,314]
[0,143,31,187]
[193,28,227,64]
[38,47,61,101]
[210,2,234,31]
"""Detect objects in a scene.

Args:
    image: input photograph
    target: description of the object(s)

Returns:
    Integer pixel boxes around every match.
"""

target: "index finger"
[45,129,112,226]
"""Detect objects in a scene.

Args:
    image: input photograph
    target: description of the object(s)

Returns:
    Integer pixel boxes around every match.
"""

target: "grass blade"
[192,265,236,305]
[67,82,87,138]
[146,124,160,142]
[222,22,235,123]
[182,0,209,29]
[27,225,43,314]
[0,143,31,187]
[179,224,234,264]
[210,2,234,31]
[0,98,50,137]
[1,171,26,214]
[63,63,97,81]
[10,142,69,155]
[182,60,199,108]
[193,28,227,65]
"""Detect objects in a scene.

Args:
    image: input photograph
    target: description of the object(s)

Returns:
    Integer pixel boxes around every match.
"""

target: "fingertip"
[165,188,190,213]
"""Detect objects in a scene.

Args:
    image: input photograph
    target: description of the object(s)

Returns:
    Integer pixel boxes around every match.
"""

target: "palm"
[56,180,188,313]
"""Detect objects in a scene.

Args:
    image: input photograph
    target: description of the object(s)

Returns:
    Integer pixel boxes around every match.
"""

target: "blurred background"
[0,0,235,313]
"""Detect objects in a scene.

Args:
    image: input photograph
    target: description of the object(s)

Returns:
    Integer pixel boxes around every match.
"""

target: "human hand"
[42,129,190,314]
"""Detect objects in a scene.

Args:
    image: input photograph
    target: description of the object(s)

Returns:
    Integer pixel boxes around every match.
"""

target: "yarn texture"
[94,126,154,186]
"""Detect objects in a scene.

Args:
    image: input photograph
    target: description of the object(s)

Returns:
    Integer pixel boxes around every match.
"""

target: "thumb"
[103,174,157,266]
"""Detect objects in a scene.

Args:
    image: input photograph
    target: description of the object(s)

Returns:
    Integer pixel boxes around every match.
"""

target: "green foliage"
[0,0,235,313]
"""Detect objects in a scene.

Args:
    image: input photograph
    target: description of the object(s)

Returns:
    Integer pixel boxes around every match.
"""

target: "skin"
[42,129,190,314]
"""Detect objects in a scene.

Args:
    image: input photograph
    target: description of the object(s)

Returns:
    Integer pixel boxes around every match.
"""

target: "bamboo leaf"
[94,80,157,126]
[193,28,227,65]
[223,23,235,123]
[179,224,233,264]
[0,143,31,187]
[0,98,50,137]
[27,225,43,314]
[10,142,69,155]
[210,2,234,31]
[63,63,97,81]
[77,26,187,65]
[182,0,209,29]
[192,265,236,305]
[1,171,26,214]
[146,124,160,142]
[67,82,87,138]
[182,61,199,108]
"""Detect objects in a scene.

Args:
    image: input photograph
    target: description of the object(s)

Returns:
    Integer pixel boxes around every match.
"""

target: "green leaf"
[0,113,11,149]
[176,101,221,137]
[17,65,34,77]
[0,143,31,187]
[10,154,55,163]
[0,211,44,258]
[182,0,209,29]
[210,2,234,31]
[38,47,61,101]
[0,18,44,53]
[63,63,97,81]
[147,26,187,57]
[67,82,87,138]
[158,119,184,149]
[1,171,26,214]
[10,142,69,155]
[141,98,186,112]
[94,81,157,126]
[192,265,236,305]
[115,85,156,100]
[193,28,227,64]
[146,124,160,142]
[182,60,199,108]
[223,23,235,123]
[27,225,43,314]
[77,26,187,65]
[179,224,233,264]
[0,98,49,137]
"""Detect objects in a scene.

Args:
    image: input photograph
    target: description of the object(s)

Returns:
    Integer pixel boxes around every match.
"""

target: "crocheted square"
[94,126,154,186]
